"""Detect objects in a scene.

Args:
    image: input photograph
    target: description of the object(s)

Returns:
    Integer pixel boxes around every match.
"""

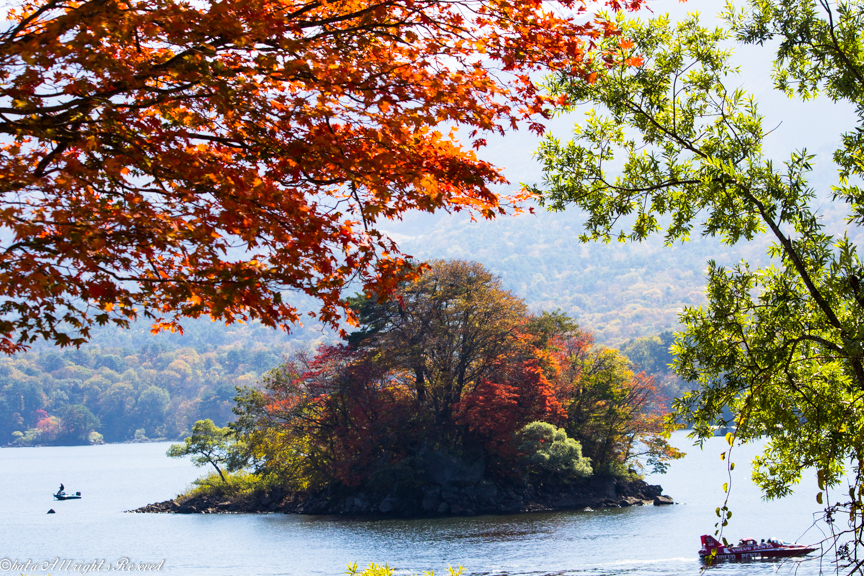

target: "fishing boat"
[699,535,817,562]
[53,490,82,501]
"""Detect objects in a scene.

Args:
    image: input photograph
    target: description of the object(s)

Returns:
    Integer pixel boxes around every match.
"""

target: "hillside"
[0,341,286,446]
[383,209,773,345]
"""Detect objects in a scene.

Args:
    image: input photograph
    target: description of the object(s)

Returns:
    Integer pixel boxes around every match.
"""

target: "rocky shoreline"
[130,476,673,517]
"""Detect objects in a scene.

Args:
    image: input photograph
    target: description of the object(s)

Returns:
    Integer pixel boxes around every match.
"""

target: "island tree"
[531,1,864,568]
[348,260,539,435]
[167,418,247,482]
[553,332,682,475]
[0,0,645,354]
[515,421,592,479]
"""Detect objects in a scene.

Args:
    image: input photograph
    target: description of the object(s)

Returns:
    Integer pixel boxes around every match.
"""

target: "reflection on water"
[0,434,829,576]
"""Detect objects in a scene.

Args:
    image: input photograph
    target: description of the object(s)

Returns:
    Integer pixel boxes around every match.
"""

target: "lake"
[0,432,830,576]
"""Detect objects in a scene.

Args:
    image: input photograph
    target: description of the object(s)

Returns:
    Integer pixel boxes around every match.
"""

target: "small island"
[134,260,679,517]
[133,472,672,516]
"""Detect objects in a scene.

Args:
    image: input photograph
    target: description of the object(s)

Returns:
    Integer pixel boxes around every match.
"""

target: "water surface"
[0,433,830,576]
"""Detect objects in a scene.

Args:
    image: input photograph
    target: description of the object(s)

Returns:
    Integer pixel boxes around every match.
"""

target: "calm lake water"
[0,433,832,576]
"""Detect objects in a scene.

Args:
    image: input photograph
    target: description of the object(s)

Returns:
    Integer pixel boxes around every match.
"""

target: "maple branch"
[0,0,63,45]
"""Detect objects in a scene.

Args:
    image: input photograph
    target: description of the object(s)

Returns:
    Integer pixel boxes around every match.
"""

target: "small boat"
[53,491,82,501]
[699,534,817,562]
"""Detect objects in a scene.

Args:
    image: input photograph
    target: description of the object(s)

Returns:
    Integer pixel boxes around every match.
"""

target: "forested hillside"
[0,339,287,446]
[381,156,850,346]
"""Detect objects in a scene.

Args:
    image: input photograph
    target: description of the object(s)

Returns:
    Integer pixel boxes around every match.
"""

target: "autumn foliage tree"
[348,260,538,435]
[552,331,683,475]
[235,346,421,489]
[453,359,565,465]
[0,0,643,354]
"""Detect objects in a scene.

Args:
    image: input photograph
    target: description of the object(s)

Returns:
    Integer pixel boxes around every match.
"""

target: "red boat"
[699,535,818,562]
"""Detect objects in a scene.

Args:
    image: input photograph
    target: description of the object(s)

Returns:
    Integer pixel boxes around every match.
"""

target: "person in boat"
[57,483,64,495]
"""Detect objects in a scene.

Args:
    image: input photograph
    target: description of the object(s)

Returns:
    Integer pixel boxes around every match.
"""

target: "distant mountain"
[383,209,770,345]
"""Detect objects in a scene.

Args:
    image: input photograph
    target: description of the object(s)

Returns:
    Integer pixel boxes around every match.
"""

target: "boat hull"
[699,535,816,562]
[761,548,818,559]
[699,547,817,562]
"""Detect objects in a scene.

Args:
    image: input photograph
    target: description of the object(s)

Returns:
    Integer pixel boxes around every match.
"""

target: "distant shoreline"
[1,437,175,448]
